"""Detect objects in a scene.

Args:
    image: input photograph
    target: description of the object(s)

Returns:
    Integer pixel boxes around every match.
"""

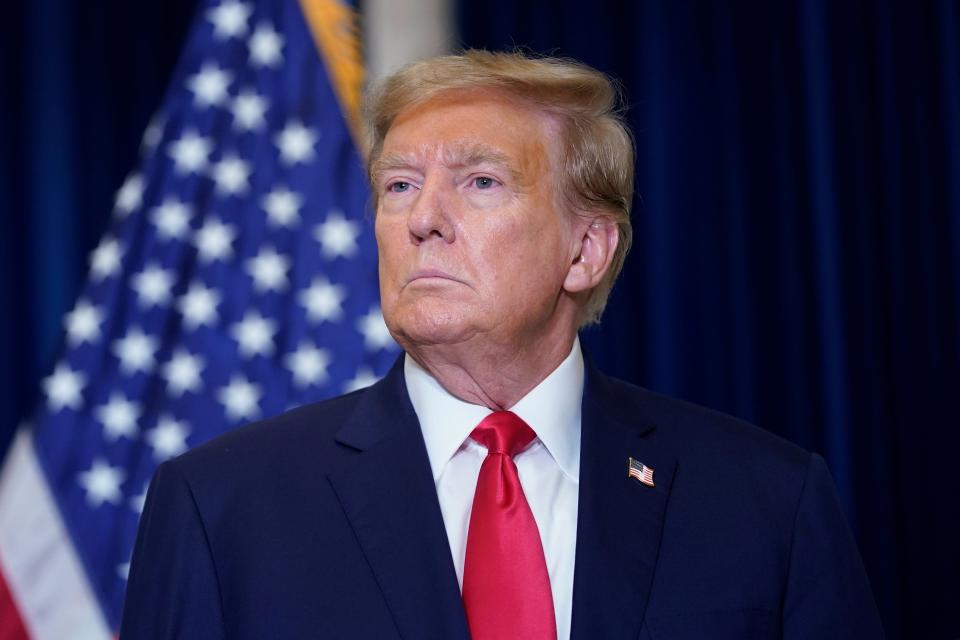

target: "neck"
[405,325,577,410]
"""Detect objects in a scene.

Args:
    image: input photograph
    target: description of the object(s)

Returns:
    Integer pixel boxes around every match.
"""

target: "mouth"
[406,268,463,285]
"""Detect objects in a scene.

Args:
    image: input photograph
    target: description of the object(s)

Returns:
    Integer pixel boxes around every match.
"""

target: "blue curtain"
[2,0,957,637]
[459,1,960,637]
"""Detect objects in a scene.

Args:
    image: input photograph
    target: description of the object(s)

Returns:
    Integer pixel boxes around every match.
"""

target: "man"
[121,51,883,639]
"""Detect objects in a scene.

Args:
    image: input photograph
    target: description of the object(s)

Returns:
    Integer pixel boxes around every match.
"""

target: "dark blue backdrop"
[2,1,958,637]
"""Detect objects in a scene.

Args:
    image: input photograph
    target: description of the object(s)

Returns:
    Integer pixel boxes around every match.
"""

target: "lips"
[406,268,463,285]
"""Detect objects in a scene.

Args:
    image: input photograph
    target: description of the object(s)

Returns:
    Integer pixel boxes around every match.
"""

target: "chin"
[385,299,480,349]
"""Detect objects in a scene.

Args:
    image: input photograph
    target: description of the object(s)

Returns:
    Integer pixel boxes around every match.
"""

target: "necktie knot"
[470,411,536,457]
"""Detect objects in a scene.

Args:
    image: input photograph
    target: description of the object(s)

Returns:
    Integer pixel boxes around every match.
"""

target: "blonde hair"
[364,49,634,326]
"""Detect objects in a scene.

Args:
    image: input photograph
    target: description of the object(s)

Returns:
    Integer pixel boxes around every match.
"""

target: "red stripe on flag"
[0,565,30,640]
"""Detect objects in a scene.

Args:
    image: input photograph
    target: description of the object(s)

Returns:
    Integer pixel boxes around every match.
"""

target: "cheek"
[472,216,569,301]
[375,225,407,308]
[373,215,389,256]
[375,218,406,268]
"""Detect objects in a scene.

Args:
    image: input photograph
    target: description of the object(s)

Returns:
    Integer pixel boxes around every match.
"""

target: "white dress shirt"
[404,339,583,640]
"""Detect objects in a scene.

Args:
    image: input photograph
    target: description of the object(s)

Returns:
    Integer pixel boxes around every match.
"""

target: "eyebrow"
[369,153,416,185]
[370,143,519,185]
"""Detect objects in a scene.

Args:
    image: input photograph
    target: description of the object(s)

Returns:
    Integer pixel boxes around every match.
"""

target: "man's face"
[373,91,583,350]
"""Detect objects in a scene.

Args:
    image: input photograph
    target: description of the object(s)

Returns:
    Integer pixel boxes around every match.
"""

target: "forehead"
[380,90,559,171]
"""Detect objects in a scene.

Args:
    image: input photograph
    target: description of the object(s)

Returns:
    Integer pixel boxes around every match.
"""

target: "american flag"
[628,457,655,487]
[0,0,397,635]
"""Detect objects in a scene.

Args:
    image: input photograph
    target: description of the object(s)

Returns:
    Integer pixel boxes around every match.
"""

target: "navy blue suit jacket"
[120,356,883,638]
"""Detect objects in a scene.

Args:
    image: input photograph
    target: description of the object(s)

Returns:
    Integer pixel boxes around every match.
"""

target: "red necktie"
[462,411,557,640]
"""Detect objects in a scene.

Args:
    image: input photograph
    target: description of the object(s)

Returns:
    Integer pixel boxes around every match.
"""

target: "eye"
[387,181,411,193]
[473,176,498,189]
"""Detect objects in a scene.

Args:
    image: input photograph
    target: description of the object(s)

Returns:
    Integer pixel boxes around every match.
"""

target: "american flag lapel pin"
[627,457,655,487]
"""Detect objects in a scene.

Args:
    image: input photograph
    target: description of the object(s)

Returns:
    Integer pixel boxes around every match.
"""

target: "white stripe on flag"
[0,429,111,640]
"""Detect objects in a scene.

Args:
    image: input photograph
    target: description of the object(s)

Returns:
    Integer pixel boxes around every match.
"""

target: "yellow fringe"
[298,0,364,150]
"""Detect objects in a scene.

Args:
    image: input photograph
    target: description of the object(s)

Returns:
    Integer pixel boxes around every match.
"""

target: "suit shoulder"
[597,373,811,477]
[595,374,819,562]
[170,387,367,480]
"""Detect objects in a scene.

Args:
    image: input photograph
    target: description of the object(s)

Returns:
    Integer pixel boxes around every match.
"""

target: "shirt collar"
[405,337,584,483]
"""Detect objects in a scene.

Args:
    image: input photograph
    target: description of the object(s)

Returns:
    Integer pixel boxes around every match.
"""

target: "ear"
[563,216,619,294]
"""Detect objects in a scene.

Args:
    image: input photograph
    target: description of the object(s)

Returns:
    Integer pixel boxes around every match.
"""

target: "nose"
[407,177,455,245]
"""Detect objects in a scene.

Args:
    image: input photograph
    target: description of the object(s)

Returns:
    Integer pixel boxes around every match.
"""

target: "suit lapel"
[327,359,470,640]
[570,361,677,640]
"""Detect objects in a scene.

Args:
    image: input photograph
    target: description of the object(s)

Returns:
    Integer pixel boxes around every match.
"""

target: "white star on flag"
[131,264,175,308]
[299,277,346,323]
[344,367,380,393]
[114,173,144,217]
[162,348,205,397]
[194,217,236,262]
[187,62,233,108]
[129,484,149,515]
[218,375,262,422]
[150,197,192,240]
[207,0,252,40]
[248,22,284,68]
[168,130,213,175]
[262,185,303,227]
[146,415,191,461]
[64,299,104,346]
[285,342,332,387]
[94,393,141,441]
[246,246,289,292]
[112,328,159,375]
[231,89,269,131]
[43,363,87,411]
[358,306,395,351]
[77,459,126,507]
[140,116,165,154]
[210,153,252,196]
[315,210,360,259]
[178,281,221,329]
[89,236,124,281]
[274,120,318,165]
[230,311,277,358]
